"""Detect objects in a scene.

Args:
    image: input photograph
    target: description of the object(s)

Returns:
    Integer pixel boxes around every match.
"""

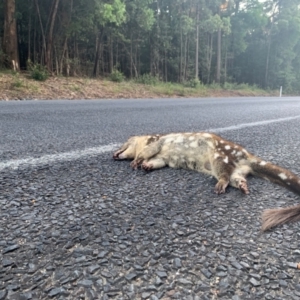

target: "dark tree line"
[1,0,300,92]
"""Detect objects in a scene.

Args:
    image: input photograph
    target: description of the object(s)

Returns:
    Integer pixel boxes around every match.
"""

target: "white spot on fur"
[220,140,224,144]
[242,149,248,154]
[215,141,219,146]
[214,153,220,159]
[224,145,231,150]
[165,138,174,144]
[236,151,243,157]
[259,161,267,166]
[231,150,236,155]
[223,156,229,163]
[188,136,195,141]
[190,141,198,148]
[207,141,214,148]
[175,136,184,143]
[202,133,212,138]
[234,145,238,149]
[278,173,288,180]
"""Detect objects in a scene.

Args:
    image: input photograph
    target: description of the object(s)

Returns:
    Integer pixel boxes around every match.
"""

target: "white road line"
[208,115,300,133]
[1,114,300,171]
[0,143,120,171]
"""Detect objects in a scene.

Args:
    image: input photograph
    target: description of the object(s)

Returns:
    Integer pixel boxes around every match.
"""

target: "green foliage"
[4,0,300,93]
[138,7,155,31]
[209,83,222,90]
[184,78,201,88]
[28,63,49,81]
[223,82,258,91]
[180,15,194,35]
[135,74,159,85]
[11,75,24,88]
[95,0,126,26]
[109,68,125,82]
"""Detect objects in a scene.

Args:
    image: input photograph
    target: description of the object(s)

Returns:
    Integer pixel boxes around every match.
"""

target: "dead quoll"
[113,132,300,231]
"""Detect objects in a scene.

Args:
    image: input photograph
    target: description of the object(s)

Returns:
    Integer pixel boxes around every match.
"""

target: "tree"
[0,0,300,93]
[2,0,20,70]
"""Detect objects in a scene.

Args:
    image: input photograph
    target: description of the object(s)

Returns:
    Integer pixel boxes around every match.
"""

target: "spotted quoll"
[113,132,300,231]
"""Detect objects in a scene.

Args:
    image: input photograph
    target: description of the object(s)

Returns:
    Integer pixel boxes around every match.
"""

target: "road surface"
[1,97,300,299]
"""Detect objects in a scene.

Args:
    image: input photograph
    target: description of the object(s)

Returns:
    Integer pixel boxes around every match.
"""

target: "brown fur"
[113,132,300,231]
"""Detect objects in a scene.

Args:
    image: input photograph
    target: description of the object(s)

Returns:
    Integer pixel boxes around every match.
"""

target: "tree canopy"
[1,0,300,92]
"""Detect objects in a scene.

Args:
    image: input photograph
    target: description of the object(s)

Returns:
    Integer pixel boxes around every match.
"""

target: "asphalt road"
[1,97,300,299]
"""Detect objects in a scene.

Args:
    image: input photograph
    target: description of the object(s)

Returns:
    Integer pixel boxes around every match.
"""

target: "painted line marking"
[0,143,120,171]
[208,115,300,133]
[1,114,300,171]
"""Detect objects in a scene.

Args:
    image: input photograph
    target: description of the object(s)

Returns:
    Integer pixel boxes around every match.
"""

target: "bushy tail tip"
[261,204,300,231]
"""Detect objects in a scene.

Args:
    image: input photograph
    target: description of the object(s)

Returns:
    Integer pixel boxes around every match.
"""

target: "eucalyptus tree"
[264,0,300,91]
[119,0,155,77]
[2,0,19,70]
[1,0,300,93]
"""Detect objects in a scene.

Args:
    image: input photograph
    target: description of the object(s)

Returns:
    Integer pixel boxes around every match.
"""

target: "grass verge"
[0,71,276,101]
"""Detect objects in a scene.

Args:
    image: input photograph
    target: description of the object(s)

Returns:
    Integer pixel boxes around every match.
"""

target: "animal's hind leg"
[213,157,235,194]
[130,142,161,169]
[142,158,166,171]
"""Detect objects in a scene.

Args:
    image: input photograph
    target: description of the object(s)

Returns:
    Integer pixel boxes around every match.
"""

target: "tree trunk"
[179,24,183,82]
[195,4,199,80]
[60,37,68,75]
[3,0,20,70]
[27,0,33,62]
[34,0,46,64]
[164,48,167,82]
[93,31,102,77]
[59,0,73,76]
[109,34,113,73]
[216,28,221,83]
[265,18,274,88]
[265,34,271,88]
[33,13,36,63]
[130,33,133,77]
[46,0,60,72]
[207,34,213,84]
[224,41,228,83]
[183,35,189,81]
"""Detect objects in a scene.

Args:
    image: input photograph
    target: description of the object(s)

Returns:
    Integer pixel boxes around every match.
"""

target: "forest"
[1,0,300,93]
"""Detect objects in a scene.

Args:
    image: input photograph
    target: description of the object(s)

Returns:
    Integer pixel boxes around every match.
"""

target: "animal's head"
[113,135,160,160]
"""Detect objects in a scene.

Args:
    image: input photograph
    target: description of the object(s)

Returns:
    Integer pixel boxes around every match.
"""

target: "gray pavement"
[1,97,300,299]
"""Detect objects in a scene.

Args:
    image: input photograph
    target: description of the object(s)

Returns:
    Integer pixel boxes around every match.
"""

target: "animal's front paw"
[214,180,229,194]
[141,162,153,171]
[239,180,249,194]
[130,159,142,170]
[113,150,123,160]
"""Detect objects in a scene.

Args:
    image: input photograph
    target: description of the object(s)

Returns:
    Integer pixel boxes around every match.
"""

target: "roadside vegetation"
[0,71,275,101]
[0,0,299,98]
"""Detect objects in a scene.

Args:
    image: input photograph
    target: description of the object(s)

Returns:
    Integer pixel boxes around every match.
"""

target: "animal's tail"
[261,205,300,231]
[250,158,300,231]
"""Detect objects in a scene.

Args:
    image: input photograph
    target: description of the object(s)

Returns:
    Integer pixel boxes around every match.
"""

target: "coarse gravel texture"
[1,97,300,300]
